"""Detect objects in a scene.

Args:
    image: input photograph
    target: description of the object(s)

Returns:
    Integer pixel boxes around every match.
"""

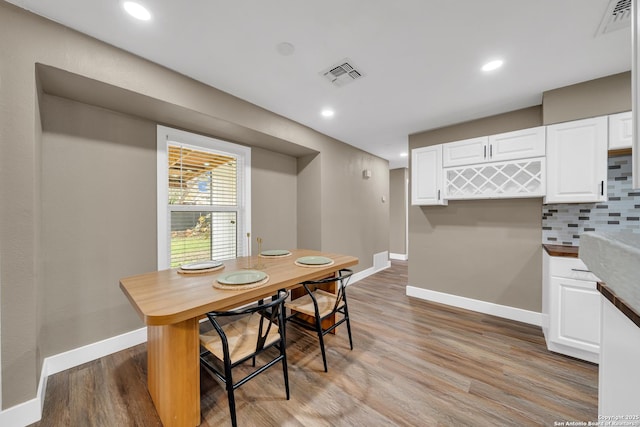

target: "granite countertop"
[580,232,640,329]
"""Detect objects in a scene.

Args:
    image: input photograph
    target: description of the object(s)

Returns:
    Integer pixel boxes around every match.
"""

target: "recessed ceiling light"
[482,59,504,72]
[321,109,335,118]
[123,2,151,21]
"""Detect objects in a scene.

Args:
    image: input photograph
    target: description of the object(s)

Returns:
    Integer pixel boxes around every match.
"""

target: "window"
[157,126,251,269]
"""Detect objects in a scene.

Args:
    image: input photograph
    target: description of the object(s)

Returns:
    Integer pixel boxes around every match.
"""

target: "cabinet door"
[549,276,601,354]
[608,111,632,150]
[599,298,640,418]
[488,126,546,162]
[442,136,488,167]
[545,116,608,203]
[411,145,447,206]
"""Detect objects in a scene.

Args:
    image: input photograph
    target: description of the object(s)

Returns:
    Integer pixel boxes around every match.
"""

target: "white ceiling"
[6,0,632,168]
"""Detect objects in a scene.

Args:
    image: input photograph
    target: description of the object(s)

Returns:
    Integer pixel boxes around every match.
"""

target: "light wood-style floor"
[30,261,597,426]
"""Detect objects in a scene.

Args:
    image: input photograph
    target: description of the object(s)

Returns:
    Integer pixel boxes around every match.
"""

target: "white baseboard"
[351,266,375,284]
[0,396,41,427]
[0,327,147,427]
[349,251,390,284]
[546,340,599,364]
[389,253,408,261]
[351,264,387,284]
[406,286,543,326]
[46,327,147,376]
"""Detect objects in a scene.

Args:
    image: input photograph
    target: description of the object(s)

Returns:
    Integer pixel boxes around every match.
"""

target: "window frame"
[157,125,251,270]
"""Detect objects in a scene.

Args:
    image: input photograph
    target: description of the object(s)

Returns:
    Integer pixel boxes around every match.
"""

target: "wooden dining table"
[119,248,358,427]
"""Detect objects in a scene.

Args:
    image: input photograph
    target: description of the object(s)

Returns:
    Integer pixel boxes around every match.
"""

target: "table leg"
[147,318,201,427]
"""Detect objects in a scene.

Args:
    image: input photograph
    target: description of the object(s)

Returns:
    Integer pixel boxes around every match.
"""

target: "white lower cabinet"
[599,297,640,418]
[549,276,601,359]
[543,251,601,363]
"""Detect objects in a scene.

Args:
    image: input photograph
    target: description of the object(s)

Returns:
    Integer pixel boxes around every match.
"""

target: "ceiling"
[6,0,632,168]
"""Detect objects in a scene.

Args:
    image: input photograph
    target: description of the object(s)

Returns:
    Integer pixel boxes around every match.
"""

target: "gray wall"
[0,2,388,408]
[320,141,390,259]
[408,72,632,314]
[543,71,631,125]
[389,168,407,256]
[251,147,298,254]
[40,95,157,355]
[409,107,544,312]
[297,154,322,250]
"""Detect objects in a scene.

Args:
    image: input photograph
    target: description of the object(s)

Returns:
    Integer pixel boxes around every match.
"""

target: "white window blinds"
[157,126,251,269]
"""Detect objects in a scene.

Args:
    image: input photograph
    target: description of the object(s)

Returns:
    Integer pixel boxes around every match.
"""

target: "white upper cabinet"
[545,116,608,204]
[488,126,546,161]
[608,111,632,150]
[442,136,488,168]
[442,127,545,168]
[411,145,447,206]
[441,126,546,200]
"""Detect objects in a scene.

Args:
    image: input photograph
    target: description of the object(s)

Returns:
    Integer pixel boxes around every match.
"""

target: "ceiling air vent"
[320,59,364,87]
[597,0,631,36]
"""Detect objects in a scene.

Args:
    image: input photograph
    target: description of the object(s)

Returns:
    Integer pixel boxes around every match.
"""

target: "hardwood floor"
[31,261,597,426]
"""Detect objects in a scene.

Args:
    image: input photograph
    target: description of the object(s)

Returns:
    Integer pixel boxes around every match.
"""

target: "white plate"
[217,270,267,285]
[260,249,291,256]
[295,256,332,265]
[180,260,223,271]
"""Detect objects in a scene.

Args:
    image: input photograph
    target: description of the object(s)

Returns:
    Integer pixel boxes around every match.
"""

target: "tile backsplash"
[542,155,640,246]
